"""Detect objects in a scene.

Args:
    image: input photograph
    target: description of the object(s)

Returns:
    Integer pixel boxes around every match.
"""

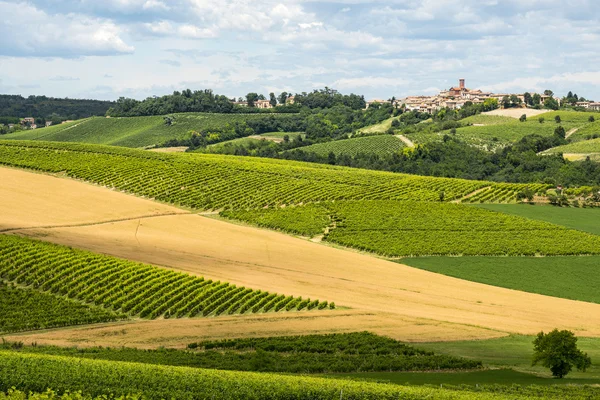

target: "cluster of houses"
[366,79,576,113]
[2,118,60,131]
[574,101,600,111]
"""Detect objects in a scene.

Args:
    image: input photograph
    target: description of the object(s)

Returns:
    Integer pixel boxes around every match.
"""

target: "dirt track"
[4,166,600,347]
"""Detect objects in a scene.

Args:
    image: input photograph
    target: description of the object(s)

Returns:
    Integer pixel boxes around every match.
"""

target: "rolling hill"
[0,113,301,148]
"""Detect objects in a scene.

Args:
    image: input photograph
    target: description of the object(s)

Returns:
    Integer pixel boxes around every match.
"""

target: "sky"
[1,0,599,101]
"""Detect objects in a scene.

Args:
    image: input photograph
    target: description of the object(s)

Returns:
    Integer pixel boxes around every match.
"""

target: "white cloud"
[333,77,409,89]
[0,1,133,57]
[143,0,169,10]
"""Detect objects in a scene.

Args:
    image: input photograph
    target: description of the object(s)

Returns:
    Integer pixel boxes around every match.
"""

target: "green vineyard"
[0,282,124,334]
[223,201,600,256]
[1,351,588,400]
[462,183,548,204]
[289,134,406,157]
[0,113,302,148]
[0,141,545,208]
[0,235,328,321]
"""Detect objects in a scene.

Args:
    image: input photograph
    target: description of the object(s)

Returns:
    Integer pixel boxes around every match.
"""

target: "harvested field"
[0,167,185,232]
[482,109,547,118]
[6,167,600,347]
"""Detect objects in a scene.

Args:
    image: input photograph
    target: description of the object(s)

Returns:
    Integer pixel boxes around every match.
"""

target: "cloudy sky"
[1,0,599,101]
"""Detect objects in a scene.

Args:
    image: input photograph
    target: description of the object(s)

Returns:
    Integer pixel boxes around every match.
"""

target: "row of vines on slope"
[0,235,331,327]
[222,201,600,256]
[0,141,547,209]
[1,351,587,400]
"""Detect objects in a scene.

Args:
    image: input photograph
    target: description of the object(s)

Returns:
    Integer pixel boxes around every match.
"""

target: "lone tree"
[519,114,527,122]
[555,115,562,123]
[554,126,566,139]
[532,329,591,378]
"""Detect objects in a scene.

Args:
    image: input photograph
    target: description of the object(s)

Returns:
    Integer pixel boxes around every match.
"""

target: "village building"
[589,103,600,111]
[254,100,274,109]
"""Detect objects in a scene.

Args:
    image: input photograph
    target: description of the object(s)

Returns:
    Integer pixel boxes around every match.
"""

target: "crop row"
[0,282,124,334]
[0,235,329,320]
[223,201,600,256]
[464,183,549,204]
[0,351,578,400]
[0,141,543,208]
[293,135,406,157]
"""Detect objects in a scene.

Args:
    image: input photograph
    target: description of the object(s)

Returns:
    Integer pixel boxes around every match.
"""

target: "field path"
[452,186,491,203]
[395,134,415,148]
[5,167,600,347]
[566,127,579,138]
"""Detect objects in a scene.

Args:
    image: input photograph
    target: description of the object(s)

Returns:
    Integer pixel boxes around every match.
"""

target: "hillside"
[0,113,302,148]
[0,94,113,120]
[408,111,598,151]
[0,140,545,207]
[543,137,600,155]
[289,135,406,157]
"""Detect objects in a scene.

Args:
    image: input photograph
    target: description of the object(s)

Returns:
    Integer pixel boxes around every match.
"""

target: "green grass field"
[401,256,600,304]
[474,204,600,236]
[358,116,400,134]
[461,115,516,125]
[0,113,300,148]
[544,137,600,154]
[291,135,406,157]
[418,335,600,381]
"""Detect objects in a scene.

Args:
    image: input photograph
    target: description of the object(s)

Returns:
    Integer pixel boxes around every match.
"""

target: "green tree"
[278,92,289,105]
[501,96,511,109]
[545,97,559,110]
[532,93,541,106]
[589,115,595,123]
[555,115,561,123]
[532,329,591,378]
[269,93,277,107]
[519,114,527,122]
[544,90,554,97]
[554,126,566,139]
[524,92,533,106]
[539,117,545,124]
[246,93,259,108]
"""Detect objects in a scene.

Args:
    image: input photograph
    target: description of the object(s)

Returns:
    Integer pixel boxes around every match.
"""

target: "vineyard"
[461,183,548,204]
[1,350,591,400]
[0,282,124,333]
[0,113,302,148]
[1,332,481,373]
[290,135,406,157]
[408,110,596,151]
[0,235,328,320]
[0,141,545,209]
[544,137,600,154]
[223,201,600,256]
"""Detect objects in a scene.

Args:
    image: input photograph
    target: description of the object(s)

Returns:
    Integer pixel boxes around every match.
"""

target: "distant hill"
[0,94,114,121]
[0,113,303,148]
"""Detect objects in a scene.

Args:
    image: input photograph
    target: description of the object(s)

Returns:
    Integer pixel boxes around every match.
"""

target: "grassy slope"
[357,116,399,134]
[417,335,600,381]
[410,111,595,150]
[474,203,600,236]
[401,256,600,304]
[545,137,600,154]
[0,114,294,148]
[292,135,406,157]
[341,336,600,387]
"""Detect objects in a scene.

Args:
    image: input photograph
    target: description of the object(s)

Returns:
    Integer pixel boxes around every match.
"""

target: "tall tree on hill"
[524,92,533,106]
[269,93,277,107]
[544,90,554,97]
[532,93,541,106]
[278,92,289,105]
[246,93,259,108]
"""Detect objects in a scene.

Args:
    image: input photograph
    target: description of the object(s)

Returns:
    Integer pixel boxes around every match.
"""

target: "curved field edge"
[0,234,331,321]
[0,351,564,400]
[0,141,548,209]
[401,256,600,304]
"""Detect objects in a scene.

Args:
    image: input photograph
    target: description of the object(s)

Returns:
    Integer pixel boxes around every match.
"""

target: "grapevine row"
[0,235,331,319]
